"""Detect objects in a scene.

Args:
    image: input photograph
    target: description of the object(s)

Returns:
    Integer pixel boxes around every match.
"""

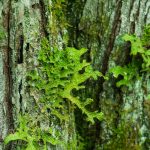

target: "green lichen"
[110,25,150,87]
[28,38,104,123]
[4,38,104,149]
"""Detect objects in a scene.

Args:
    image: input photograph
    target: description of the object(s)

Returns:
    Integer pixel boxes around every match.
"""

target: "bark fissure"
[3,0,14,130]
[39,0,49,38]
[0,0,149,149]
[129,0,135,18]
[3,0,14,149]
[101,1,122,75]
[94,0,122,146]
[17,35,24,64]
[18,80,22,113]
[135,0,140,22]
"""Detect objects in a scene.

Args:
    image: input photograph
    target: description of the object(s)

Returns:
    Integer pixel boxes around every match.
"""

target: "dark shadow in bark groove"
[17,35,24,64]
[94,0,122,147]
[39,0,49,38]
[2,0,14,149]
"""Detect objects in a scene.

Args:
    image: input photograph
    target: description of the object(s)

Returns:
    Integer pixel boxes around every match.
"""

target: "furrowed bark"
[0,0,150,149]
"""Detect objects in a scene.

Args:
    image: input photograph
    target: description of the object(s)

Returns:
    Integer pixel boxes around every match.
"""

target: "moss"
[5,37,105,149]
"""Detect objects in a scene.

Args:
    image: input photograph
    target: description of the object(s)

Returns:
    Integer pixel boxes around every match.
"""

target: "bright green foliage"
[28,38,103,123]
[5,115,60,150]
[142,25,150,47]
[5,38,104,149]
[110,64,139,87]
[122,34,144,55]
[110,25,150,87]
[123,33,150,71]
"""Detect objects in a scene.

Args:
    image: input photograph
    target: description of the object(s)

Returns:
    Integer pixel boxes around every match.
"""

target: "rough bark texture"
[0,0,150,150]
[0,0,49,149]
[66,0,150,149]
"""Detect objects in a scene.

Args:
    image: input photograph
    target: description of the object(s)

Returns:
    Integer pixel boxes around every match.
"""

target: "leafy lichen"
[4,38,104,149]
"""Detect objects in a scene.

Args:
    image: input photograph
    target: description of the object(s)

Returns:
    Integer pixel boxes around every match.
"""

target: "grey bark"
[67,0,150,149]
[0,0,150,150]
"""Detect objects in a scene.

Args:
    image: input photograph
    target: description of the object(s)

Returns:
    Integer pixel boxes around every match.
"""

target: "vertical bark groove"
[3,0,14,149]
[3,0,14,130]
[0,0,149,149]
[17,34,24,64]
[39,0,49,38]
[94,0,122,146]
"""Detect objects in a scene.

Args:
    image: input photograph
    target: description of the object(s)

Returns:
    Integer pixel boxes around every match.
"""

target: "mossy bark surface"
[66,0,150,149]
[0,0,150,149]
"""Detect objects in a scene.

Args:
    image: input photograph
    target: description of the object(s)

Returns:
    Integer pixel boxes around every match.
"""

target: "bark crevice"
[94,1,122,146]
[17,35,24,64]
[39,0,49,38]
[2,0,14,149]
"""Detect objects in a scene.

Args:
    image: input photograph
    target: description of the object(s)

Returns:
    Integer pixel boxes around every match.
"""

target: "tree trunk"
[66,0,150,149]
[0,0,150,150]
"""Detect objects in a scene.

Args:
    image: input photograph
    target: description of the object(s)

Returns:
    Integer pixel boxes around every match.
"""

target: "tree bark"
[0,0,150,149]
[67,0,150,149]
